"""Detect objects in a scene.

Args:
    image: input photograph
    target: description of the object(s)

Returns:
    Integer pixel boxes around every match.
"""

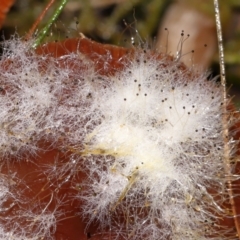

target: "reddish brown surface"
[0,0,15,28]
[36,37,132,76]
[1,37,240,239]
[1,147,118,240]
[1,149,84,240]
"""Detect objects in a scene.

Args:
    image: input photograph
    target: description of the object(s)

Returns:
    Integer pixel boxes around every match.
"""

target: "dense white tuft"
[80,52,230,239]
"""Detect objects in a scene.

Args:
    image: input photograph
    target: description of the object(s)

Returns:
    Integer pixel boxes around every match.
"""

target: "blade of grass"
[25,0,55,41]
[214,0,240,238]
[31,0,69,49]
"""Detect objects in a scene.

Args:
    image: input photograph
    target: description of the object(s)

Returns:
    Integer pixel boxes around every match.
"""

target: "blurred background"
[1,0,240,105]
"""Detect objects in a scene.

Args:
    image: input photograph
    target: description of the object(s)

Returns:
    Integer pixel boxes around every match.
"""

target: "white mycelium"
[0,37,235,239]
[80,51,228,240]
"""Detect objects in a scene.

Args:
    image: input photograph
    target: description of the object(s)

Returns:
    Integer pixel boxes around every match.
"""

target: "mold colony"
[0,36,239,239]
